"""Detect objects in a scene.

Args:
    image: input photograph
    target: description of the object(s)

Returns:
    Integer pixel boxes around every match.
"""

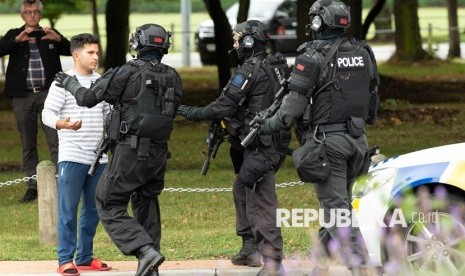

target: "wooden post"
[36,160,57,246]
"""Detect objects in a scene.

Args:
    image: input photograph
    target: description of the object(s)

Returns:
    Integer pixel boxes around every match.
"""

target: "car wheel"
[382,186,465,275]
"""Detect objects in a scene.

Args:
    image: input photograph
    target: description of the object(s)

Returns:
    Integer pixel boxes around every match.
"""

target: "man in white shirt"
[42,33,111,276]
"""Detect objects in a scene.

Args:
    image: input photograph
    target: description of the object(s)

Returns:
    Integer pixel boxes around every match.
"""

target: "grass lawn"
[0,25,464,260]
[1,100,465,261]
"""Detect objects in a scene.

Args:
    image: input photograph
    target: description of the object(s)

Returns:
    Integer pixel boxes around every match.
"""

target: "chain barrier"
[0,175,305,192]
[163,181,306,193]
[0,175,37,188]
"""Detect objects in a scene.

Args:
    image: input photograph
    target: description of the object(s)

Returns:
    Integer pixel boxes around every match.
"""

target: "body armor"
[222,55,288,142]
[117,59,180,143]
[291,37,379,127]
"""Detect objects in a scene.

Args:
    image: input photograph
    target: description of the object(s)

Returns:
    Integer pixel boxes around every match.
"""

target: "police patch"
[231,73,246,88]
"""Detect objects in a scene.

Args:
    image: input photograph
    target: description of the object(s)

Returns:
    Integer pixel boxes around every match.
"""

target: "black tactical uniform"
[55,24,182,276]
[177,20,290,276]
[259,0,380,274]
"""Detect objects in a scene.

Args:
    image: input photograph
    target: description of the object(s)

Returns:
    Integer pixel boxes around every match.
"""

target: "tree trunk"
[372,2,394,42]
[363,0,394,42]
[391,0,427,62]
[204,0,234,89]
[296,0,312,46]
[237,0,250,23]
[89,0,104,64]
[105,0,130,70]
[346,0,363,39]
[447,0,461,58]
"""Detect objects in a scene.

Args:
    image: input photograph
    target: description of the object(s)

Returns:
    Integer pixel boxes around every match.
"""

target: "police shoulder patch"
[231,73,246,88]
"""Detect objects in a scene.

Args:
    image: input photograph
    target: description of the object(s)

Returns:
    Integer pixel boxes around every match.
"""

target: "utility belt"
[118,135,167,160]
[118,135,167,148]
[315,123,348,134]
[313,117,366,139]
[26,86,47,93]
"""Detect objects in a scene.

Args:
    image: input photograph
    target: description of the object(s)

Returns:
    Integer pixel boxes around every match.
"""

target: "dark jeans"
[95,142,167,255]
[12,91,58,188]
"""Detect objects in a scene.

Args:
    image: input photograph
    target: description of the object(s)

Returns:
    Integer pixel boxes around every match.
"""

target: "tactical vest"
[306,38,376,126]
[119,59,179,143]
[222,55,288,139]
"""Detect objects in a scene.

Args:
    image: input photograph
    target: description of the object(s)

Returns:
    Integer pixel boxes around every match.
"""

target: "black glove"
[54,72,81,95]
[255,117,277,135]
[54,71,70,88]
[177,105,192,117]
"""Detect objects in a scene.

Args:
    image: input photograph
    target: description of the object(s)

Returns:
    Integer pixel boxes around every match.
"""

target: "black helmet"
[129,23,171,54]
[233,20,269,49]
[308,0,351,32]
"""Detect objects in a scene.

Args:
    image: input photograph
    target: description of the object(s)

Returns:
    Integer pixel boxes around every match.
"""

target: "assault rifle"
[88,135,110,176]
[201,121,226,176]
[241,79,289,147]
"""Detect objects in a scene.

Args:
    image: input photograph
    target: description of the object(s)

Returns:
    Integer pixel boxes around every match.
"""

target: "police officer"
[177,20,290,276]
[54,24,182,276]
[257,0,380,274]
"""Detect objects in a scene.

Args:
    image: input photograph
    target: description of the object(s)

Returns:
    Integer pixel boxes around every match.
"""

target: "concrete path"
[0,259,354,275]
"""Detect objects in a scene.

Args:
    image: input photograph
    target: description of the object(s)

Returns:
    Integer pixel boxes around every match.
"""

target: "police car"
[351,142,465,274]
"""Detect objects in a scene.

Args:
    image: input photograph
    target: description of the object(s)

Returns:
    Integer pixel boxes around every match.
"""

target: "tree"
[42,0,87,28]
[89,0,104,63]
[237,0,249,23]
[203,0,234,88]
[296,0,312,46]
[447,0,461,58]
[104,0,130,70]
[391,0,428,62]
[362,0,391,41]
[346,0,363,39]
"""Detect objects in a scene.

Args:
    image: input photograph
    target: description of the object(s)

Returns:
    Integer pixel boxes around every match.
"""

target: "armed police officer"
[54,24,182,276]
[177,20,290,276]
[257,0,380,274]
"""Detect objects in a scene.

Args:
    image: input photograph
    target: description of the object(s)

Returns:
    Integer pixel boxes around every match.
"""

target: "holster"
[358,145,380,176]
[138,138,150,160]
[108,110,121,141]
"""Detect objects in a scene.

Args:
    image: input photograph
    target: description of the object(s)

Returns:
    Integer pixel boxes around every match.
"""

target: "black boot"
[135,244,165,276]
[257,259,285,276]
[231,237,262,267]
[19,188,37,203]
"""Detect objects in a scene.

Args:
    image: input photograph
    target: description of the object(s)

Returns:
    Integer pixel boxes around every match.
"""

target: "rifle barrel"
[241,127,258,147]
[200,158,210,176]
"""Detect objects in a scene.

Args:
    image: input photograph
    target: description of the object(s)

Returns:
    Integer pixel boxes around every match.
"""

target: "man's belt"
[316,123,348,134]
[27,87,47,93]
[118,135,167,149]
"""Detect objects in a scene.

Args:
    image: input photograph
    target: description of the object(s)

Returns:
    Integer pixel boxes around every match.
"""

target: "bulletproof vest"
[310,38,373,125]
[119,59,179,143]
[223,55,287,138]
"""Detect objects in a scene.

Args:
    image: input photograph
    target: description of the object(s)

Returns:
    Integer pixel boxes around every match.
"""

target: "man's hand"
[54,71,70,88]
[41,27,62,42]
[56,117,82,130]
[55,72,82,95]
[177,105,192,117]
[254,117,275,135]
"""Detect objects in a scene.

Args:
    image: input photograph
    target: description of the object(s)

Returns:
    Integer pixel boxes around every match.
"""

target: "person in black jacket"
[0,0,71,203]
[257,0,380,274]
[54,24,182,276]
[177,20,291,276]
